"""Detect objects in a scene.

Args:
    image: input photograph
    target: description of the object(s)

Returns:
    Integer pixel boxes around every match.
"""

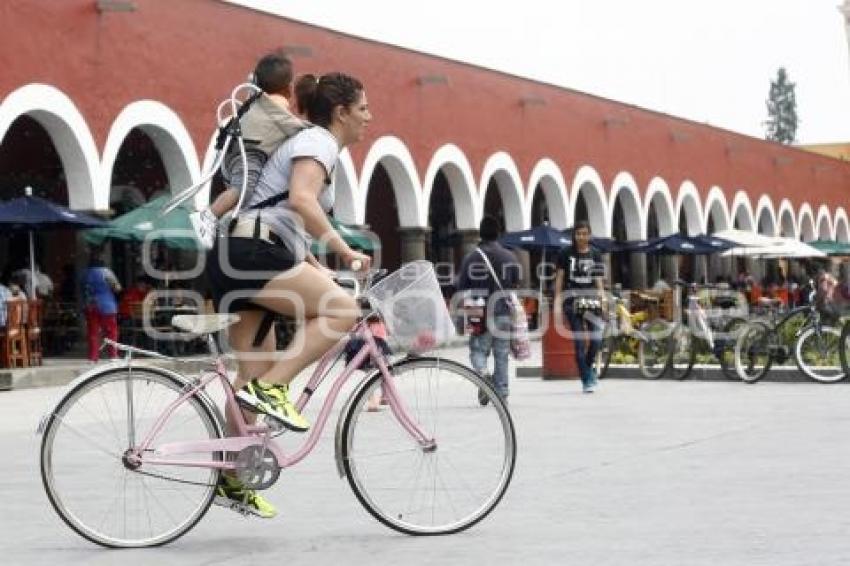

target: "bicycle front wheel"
[734,322,774,383]
[716,318,746,380]
[669,325,696,380]
[40,366,222,548]
[595,325,615,379]
[795,326,845,383]
[340,357,516,535]
[638,319,671,379]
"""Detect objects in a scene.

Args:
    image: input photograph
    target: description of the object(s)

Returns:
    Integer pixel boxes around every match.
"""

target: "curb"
[0,358,219,391]
[515,364,839,384]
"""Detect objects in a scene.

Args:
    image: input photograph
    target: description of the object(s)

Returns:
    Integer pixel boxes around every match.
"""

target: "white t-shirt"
[241,126,338,260]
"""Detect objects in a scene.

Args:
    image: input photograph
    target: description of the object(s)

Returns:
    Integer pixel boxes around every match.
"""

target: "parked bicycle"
[595,289,670,379]
[664,281,747,380]
[38,262,516,547]
[734,288,844,384]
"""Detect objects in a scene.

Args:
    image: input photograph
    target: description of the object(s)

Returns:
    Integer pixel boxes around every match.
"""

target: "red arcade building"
[2,0,849,289]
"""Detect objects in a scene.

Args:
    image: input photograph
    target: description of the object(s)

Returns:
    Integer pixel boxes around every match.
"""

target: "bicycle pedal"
[215,497,255,518]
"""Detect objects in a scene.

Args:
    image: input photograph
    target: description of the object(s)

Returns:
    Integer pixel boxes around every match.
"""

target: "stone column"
[398,227,431,264]
[631,253,648,290]
[661,255,678,283]
[456,229,480,258]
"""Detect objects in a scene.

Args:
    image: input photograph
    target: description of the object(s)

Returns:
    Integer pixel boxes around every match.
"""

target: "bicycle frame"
[124,320,434,474]
[760,305,819,357]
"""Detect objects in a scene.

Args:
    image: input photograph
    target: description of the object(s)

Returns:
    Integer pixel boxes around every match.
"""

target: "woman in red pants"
[81,252,122,361]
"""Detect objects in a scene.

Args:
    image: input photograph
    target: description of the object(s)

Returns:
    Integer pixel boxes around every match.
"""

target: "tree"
[764,67,798,144]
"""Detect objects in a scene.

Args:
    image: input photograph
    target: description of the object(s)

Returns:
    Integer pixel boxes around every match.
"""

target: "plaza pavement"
[2,345,850,565]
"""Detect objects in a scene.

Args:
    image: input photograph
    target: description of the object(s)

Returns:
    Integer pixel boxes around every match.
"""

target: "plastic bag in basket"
[368,261,455,353]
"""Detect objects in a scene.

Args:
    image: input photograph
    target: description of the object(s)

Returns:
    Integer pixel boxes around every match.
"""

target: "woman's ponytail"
[294,73,319,117]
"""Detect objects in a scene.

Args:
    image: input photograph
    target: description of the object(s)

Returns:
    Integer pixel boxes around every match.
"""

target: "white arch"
[358,135,423,227]
[608,171,643,240]
[478,151,526,232]
[676,180,704,236]
[0,83,100,209]
[703,186,731,233]
[777,199,797,239]
[421,143,478,230]
[835,208,850,243]
[754,194,777,236]
[526,157,569,229]
[642,176,676,238]
[730,191,755,231]
[102,100,200,210]
[568,165,608,236]
[333,148,360,225]
[816,205,834,240]
[798,203,816,241]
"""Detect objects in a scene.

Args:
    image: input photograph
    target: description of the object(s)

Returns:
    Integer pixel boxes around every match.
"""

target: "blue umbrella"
[561,228,621,253]
[0,187,106,296]
[0,192,105,230]
[500,225,620,253]
[620,233,735,255]
[500,225,573,320]
[500,225,571,251]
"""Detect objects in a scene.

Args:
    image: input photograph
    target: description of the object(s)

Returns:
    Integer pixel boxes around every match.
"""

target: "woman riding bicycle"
[206,72,372,515]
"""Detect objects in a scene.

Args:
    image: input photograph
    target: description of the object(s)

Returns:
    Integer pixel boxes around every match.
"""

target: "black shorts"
[206,236,300,313]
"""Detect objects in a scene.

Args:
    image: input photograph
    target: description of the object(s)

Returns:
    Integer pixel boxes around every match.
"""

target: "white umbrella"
[722,238,826,259]
[712,229,781,248]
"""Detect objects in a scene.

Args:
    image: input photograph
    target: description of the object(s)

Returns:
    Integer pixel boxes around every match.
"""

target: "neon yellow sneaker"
[236,379,310,432]
[214,474,277,519]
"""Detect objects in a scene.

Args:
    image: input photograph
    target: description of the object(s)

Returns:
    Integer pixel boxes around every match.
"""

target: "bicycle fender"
[37,361,226,439]
[333,370,374,478]
[333,356,477,479]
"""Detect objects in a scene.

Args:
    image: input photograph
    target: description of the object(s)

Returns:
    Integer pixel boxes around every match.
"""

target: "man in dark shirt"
[455,215,521,404]
[555,220,606,393]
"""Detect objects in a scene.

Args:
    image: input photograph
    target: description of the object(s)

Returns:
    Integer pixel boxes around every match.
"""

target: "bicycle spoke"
[41,368,219,547]
[51,414,124,459]
[342,358,515,535]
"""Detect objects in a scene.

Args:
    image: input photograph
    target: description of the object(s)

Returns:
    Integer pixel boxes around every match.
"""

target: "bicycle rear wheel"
[669,325,696,380]
[734,322,774,383]
[595,325,615,379]
[638,319,671,379]
[340,357,516,535]
[40,366,222,548]
[841,320,850,378]
[795,325,845,383]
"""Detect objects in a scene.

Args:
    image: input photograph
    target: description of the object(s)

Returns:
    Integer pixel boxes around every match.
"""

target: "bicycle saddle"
[172,313,241,334]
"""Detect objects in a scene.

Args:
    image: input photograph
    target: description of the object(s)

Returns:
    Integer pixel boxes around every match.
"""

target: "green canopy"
[311,217,379,254]
[88,200,375,253]
[807,239,850,257]
[86,195,201,250]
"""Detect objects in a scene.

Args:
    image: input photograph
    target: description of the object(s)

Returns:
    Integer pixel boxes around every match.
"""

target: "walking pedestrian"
[554,220,606,393]
[455,215,521,405]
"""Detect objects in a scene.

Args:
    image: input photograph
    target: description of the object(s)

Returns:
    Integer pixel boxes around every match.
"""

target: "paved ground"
[3,346,850,565]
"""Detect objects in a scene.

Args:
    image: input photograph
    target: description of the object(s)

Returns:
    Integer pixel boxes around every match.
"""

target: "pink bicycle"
[38,262,516,547]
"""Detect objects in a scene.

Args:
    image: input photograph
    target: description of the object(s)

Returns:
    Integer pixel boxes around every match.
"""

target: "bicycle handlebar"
[335,268,388,299]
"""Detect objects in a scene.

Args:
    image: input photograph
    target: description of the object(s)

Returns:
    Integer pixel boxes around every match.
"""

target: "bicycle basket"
[366,261,456,352]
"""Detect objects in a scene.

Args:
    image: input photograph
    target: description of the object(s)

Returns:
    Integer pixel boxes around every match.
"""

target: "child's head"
[253,50,294,97]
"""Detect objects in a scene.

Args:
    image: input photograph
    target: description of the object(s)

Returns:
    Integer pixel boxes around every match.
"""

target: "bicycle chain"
[128,467,219,488]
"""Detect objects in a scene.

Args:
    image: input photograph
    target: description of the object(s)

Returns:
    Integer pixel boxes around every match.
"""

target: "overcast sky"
[228,0,850,145]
